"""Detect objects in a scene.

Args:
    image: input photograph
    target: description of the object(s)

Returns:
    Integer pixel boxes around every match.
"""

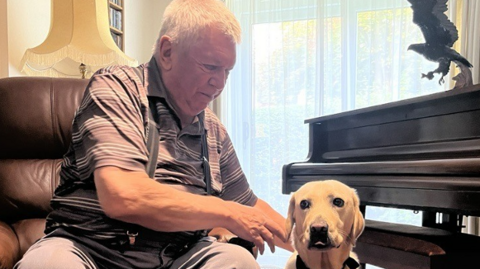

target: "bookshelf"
[109,0,124,50]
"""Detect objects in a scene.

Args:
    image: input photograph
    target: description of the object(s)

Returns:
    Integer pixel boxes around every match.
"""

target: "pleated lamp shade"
[20,0,137,78]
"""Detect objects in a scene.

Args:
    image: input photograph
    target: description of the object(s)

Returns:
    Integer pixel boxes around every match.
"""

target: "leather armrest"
[0,221,20,269]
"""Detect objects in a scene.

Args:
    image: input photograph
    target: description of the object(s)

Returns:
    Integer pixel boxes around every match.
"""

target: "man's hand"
[224,201,287,255]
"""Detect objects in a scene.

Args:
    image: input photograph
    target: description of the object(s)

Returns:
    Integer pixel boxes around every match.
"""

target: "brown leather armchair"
[0,77,88,269]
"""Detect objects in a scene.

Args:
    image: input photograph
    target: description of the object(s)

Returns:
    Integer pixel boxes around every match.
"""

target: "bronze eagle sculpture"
[407,0,473,85]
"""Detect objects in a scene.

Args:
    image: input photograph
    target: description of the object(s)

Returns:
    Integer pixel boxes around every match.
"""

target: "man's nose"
[209,71,227,90]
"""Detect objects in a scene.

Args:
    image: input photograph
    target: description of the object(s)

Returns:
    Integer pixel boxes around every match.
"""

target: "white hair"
[153,0,241,54]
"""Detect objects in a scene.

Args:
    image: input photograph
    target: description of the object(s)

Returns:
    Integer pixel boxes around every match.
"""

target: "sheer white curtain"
[220,0,473,267]
[454,0,480,84]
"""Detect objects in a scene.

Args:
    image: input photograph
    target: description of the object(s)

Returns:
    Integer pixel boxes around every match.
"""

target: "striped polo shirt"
[45,57,257,244]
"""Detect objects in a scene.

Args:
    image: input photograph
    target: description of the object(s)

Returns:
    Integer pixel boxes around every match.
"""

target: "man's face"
[162,27,237,121]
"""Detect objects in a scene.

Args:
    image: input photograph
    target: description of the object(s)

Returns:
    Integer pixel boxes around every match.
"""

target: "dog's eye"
[300,200,310,209]
[333,198,344,207]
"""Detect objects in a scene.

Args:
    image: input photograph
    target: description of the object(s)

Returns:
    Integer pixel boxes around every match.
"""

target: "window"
[224,0,448,267]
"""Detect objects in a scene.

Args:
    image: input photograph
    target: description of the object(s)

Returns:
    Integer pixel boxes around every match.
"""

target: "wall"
[4,0,171,77]
[0,0,8,78]
[124,0,172,64]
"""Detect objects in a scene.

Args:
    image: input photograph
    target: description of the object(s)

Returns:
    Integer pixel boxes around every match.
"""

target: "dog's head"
[286,180,365,251]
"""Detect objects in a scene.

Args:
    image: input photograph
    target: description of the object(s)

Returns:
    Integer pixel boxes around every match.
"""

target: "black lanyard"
[148,97,211,194]
[138,64,211,194]
[146,97,160,178]
[200,122,211,195]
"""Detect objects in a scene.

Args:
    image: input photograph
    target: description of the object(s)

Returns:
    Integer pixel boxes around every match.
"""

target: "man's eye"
[204,64,217,70]
[300,200,310,209]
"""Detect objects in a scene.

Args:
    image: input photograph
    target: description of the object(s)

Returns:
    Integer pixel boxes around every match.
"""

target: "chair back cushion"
[0,77,88,222]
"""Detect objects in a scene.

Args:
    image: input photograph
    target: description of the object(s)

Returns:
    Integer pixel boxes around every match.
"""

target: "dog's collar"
[296,255,360,269]
[295,255,309,269]
[343,256,360,269]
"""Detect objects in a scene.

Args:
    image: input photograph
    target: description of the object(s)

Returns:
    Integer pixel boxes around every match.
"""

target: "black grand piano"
[282,84,480,269]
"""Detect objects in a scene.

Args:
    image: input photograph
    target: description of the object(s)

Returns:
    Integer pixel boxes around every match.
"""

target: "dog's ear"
[348,189,365,246]
[286,192,296,241]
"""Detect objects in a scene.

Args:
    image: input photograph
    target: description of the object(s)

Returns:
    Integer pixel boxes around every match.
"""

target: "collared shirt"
[46,57,257,243]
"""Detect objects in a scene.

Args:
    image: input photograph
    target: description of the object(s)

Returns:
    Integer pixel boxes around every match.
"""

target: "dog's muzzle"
[308,221,333,250]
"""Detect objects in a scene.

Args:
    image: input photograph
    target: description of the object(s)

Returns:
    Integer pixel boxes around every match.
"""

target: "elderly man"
[15,0,293,268]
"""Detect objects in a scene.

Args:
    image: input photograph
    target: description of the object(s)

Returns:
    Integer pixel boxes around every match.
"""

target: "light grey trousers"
[14,235,260,269]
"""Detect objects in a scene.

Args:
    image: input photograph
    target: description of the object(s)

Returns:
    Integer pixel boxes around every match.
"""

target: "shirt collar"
[145,56,168,99]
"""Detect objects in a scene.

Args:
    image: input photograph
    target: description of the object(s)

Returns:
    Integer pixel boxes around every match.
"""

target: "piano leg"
[360,205,366,217]
[422,212,464,233]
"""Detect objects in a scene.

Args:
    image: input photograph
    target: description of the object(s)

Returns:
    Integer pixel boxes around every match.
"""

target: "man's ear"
[157,36,173,71]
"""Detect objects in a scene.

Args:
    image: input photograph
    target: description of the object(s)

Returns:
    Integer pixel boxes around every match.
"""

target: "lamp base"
[79,63,87,79]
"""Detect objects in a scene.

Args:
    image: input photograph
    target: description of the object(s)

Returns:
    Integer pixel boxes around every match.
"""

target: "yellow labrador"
[285,180,365,269]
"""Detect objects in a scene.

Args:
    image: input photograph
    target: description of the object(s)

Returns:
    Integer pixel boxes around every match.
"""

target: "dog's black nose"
[310,223,328,235]
[309,222,330,249]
